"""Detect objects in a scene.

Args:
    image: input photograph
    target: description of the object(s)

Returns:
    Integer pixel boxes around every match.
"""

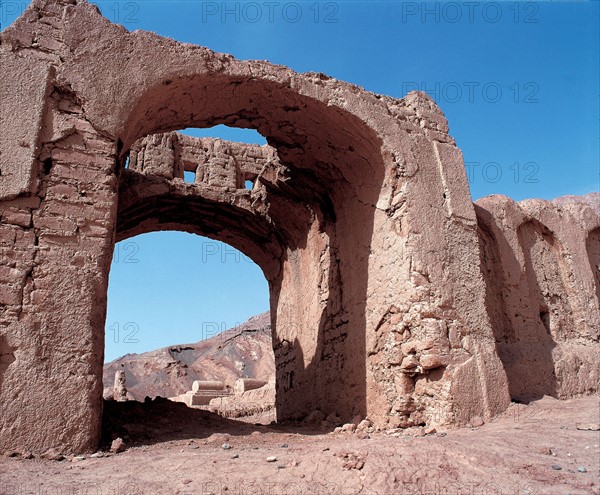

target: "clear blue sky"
[3,1,598,361]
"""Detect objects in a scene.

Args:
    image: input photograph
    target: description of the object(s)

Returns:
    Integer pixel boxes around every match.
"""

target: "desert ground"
[1,395,598,495]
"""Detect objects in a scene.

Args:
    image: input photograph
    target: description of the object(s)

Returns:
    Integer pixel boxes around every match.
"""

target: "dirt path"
[1,395,598,494]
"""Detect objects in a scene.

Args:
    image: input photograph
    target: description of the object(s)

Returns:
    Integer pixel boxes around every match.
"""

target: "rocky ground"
[1,395,598,495]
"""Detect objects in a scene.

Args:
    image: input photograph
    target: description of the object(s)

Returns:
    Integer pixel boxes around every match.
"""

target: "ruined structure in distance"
[0,0,598,454]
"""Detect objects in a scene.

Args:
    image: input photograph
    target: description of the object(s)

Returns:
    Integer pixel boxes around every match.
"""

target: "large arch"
[115,132,335,422]
[0,0,516,453]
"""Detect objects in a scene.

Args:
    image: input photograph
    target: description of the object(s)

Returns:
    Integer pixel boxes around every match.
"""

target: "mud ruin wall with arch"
[0,0,598,454]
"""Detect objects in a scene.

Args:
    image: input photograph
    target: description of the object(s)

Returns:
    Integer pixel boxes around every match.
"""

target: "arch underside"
[115,131,368,424]
[117,169,284,281]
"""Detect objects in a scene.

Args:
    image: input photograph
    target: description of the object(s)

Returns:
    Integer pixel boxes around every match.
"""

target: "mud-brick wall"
[130,132,277,190]
[0,82,119,453]
[475,196,600,402]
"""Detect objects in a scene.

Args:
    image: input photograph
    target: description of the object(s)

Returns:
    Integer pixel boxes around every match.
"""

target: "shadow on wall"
[270,190,373,422]
[309,191,374,421]
[477,213,564,403]
[516,219,571,399]
[0,335,16,394]
[586,228,600,307]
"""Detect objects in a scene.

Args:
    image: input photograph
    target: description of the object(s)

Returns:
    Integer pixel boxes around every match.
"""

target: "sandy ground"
[1,395,598,495]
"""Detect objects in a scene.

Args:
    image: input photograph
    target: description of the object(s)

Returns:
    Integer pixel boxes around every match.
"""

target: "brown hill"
[103,312,274,401]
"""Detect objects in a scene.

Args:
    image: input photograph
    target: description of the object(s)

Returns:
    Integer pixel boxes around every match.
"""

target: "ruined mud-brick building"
[0,0,598,454]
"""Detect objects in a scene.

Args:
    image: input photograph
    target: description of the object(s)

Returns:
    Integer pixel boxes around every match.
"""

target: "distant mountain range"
[103,312,274,401]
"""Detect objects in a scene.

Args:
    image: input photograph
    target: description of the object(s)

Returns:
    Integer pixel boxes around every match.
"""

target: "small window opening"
[184,171,196,184]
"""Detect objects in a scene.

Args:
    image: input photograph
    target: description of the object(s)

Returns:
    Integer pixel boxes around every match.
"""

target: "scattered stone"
[576,423,600,431]
[72,455,85,462]
[357,419,372,431]
[40,449,65,461]
[334,451,366,470]
[231,454,239,459]
[356,430,370,440]
[110,438,126,454]
[325,413,342,426]
[266,456,277,462]
[341,423,357,433]
[22,452,34,460]
[333,427,342,434]
[221,443,232,450]
[424,426,437,435]
[280,443,288,448]
[405,427,425,437]
[182,479,192,485]
[350,415,362,426]
[577,466,587,473]
[190,445,199,450]
[538,447,553,455]
[207,433,230,444]
[304,410,326,423]
[90,452,104,458]
[436,432,447,437]
[470,416,485,428]
[551,464,562,471]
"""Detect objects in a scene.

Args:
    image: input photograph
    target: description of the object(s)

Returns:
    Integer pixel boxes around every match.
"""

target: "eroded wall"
[0,76,118,452]
[475,196,600,402]
[0,0,596,455]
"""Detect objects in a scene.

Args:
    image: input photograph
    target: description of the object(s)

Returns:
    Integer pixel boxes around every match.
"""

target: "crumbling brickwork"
[0,0,598,454]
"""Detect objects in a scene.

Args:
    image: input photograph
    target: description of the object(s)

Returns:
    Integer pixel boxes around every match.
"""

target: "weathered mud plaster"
[0,0,597,453]
[475,196,600,402]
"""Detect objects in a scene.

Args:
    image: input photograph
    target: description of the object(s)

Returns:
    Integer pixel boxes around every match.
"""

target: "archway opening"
[102,231,277,445]
[100,124,291,447]
[101,72,388,444]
